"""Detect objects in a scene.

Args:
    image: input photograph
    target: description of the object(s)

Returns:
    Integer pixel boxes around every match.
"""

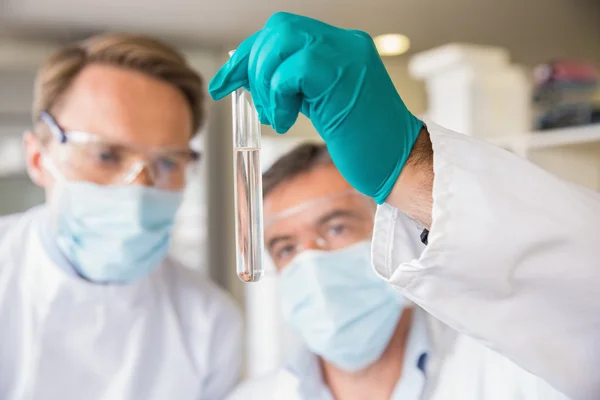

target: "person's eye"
[157,157,185,173]
[95,148,120,164]
[159,158,177,169]
[327,224,348,236]
[275,244,297,261]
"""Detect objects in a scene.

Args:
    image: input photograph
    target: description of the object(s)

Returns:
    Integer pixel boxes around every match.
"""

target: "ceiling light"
[373,34,410,56]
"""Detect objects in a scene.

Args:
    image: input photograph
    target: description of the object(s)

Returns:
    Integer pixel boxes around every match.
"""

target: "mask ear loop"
[42,154,66,182]
[41,154,67,232]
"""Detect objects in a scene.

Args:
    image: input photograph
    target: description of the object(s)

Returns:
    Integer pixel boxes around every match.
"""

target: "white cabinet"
[409,44,531,138]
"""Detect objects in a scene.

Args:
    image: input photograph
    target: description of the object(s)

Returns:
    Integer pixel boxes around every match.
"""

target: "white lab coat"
[372,121,600,400]
[228,314,567,400]
[0,207,243,400]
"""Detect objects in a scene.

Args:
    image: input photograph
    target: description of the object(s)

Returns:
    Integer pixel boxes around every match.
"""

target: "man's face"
[264,164,376,270]
[25,64,193,194]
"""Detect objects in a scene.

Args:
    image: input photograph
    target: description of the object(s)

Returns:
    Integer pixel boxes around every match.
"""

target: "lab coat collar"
[407,307,431,373]
[390,307,430,399]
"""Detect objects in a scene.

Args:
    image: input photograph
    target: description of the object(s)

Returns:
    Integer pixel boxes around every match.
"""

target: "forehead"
[264,165,373,230]
[54,64,192,148]
[264,164,352,219]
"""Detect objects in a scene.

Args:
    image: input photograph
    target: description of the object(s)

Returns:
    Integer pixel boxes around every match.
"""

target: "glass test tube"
[231,66,264,282]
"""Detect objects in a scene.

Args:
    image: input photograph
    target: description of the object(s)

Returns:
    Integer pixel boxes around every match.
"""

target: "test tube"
[231,52,264,282]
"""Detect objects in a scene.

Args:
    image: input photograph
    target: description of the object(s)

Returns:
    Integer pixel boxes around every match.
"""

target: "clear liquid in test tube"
[231,77,264,282]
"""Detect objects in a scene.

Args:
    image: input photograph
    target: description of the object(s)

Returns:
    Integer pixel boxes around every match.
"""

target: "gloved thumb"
[208,31,260,101]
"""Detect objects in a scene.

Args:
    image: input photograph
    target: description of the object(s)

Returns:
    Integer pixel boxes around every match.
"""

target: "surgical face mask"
[278,240,405,371]
[45,157,183,283]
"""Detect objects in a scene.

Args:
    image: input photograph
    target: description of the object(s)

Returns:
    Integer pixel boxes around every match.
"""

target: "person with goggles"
[210,12,600,400]
[227,143,566,400]
[0,34,241,399]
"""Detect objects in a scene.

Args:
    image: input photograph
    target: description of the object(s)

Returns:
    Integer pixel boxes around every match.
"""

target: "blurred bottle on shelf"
[533,60,599,131]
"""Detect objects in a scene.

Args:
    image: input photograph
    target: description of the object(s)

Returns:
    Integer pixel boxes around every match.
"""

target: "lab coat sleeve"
[371,122,600,400]
[200,292,244,400]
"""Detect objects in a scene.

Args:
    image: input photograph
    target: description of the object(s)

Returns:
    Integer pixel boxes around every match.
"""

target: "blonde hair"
[33,33,205,134]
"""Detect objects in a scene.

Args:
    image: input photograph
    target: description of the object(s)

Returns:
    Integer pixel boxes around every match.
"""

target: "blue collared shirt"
[282,308,430,400]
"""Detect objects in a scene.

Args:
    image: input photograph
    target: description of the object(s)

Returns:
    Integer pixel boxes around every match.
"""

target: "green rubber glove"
[209,12,423,204]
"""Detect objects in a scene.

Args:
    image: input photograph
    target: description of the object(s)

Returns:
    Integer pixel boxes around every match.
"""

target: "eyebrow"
[315,209,362,226]
[266,209,362,251]
[267,234,294,253]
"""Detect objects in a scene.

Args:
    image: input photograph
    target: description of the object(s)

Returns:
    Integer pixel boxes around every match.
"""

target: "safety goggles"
[39,112,200,190]
[264,190,376,269]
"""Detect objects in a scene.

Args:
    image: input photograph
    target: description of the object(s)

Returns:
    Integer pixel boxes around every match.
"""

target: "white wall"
[0,45,46,214]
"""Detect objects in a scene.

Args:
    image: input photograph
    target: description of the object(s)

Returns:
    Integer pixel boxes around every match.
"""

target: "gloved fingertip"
[207,84,224,101]
[274,125,290,135]
[255,106,271,126]
[208,32,261,101]
[272,109,298,134]
[259,112,271,126]
[208,67,234,100]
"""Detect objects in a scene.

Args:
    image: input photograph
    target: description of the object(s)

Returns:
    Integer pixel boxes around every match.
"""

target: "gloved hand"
[209,12,423,204]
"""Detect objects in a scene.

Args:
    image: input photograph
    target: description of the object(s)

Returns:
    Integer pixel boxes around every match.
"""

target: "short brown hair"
[33,33,205,134]
[263,142,333,198]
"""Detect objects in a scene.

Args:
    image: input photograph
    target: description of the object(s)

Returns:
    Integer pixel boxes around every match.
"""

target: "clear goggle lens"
[52,133,199,190]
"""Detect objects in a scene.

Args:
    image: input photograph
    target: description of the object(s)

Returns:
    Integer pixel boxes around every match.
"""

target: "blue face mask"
[278,241,405,371]
[49,180,183,283]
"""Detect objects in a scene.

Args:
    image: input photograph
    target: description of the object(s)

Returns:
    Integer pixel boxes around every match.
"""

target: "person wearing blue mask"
[227,143,566,400]
[210,13,600,400]
[0,34,242,399]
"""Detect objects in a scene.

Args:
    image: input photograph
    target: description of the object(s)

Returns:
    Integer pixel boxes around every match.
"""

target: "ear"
[23,131,47,187]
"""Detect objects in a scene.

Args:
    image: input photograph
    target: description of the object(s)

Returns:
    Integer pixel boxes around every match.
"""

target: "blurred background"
[1,0,599,378]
